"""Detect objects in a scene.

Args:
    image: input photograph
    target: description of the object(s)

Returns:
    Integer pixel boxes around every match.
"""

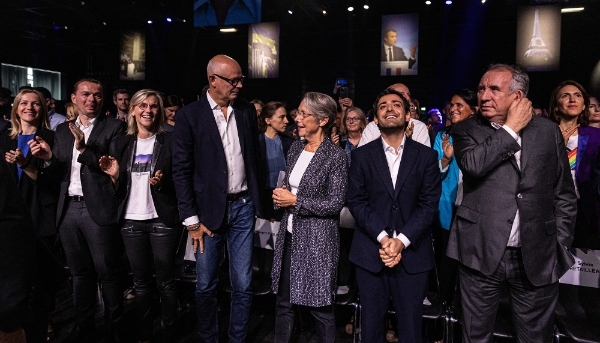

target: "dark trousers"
[433,226,458,302]
[121,219,182,341]
[59,200,123,332]
[275,231,336,343]
[355,262,429,343]
[459,248,558,343]
[195,196,255,343]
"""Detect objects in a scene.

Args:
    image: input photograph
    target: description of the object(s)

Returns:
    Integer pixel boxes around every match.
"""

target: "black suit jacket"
[380,45,416,69]
[172,95,262,230]
[110,132,180,227]
[0,128,59,237]
[448,114,577,286]
[347,137,440,274]
[49,115,126,227]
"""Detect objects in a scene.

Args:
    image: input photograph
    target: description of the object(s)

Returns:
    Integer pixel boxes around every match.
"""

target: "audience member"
[30,78,126,343]
[447,64,577,342]
[549,80,600,250]
[113,89,131,121]
[163,95,182,132]
[64,103,78,121]
[333,106,367,166]
[431,89,477,303]
[589,96,600,128]
[258,101,294,220]
[359,83,430,147]
[33,87,65,130]
[271,92,348,343]
[347,88,440,343]
[251,98,264,117]
[409,98,420,120]
[100,89,181,343]
[172,54,261,343]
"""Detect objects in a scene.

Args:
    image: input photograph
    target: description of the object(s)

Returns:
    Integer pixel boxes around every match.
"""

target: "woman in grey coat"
[271,92,348,343]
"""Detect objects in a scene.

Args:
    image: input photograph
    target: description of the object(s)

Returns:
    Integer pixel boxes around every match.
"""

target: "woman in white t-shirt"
[549,80,600,251]
[100,89,182,343]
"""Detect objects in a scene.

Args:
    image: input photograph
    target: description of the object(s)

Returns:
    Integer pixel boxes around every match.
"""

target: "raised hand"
[99,156,119,182]
[505,97,533,134]
[68,122,86,152]
[5,148,27,166]
[561,125,579,145]
[406,121,415,138]
[442,134,453,159]
[28,136,52,161]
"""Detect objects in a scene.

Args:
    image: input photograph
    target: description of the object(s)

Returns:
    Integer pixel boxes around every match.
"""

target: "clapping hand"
[99,156,119,183]
[405,121,414,138]
[442,134,453,159]
[28,136,52,161]
[68,122,86,153]
[4,148,27,166]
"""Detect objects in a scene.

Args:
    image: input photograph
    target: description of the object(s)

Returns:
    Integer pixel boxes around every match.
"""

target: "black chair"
[554,283,600,342]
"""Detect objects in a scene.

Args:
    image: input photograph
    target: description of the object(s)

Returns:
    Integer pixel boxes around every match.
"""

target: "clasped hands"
[379,236,404,268]
[272,185,296,208]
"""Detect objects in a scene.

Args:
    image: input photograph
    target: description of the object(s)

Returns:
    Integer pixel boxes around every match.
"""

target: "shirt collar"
[381,135,406,155]
[206,91,233,111]
[75,116,97,128]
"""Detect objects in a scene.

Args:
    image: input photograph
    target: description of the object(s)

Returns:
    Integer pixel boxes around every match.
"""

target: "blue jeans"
[195,195,255,343]
[121,219,183,341]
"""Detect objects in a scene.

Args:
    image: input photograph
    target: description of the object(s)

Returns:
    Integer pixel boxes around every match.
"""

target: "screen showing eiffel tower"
[516,6,561,71]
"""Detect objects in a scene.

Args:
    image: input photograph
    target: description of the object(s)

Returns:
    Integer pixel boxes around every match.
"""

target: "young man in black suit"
[347,88,441,343]
[30,79,126,343]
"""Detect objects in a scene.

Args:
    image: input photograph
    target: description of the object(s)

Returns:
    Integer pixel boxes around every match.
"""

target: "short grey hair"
[302,92,337,130]
[487,63,529,97]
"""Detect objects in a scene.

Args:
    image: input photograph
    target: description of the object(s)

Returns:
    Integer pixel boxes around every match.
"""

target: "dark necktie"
[388,47,393,61]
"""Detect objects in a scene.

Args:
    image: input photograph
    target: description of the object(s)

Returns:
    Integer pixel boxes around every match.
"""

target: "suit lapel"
[370,139,395,198]
[234,106,246,156]
[394,140,416,199]
[201,97,227,162]
[576,132,588,173]
[519,120,538,172]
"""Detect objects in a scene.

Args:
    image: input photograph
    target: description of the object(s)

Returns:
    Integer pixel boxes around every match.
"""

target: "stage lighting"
[288,10,293,14]
[561,7,584,13]
[322,10,327,15]
[147,20,153,24]
[220,28,237,32]
[425,0,431,4]
[445,0,452,4]
[167,18,172,22]
[348,6,354,11]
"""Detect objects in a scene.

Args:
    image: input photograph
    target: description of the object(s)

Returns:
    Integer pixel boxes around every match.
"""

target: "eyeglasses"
[346,117,360,123]
[409,105,417,112]
[212,74,245,87]
[296,110,315,118]
[138,103,159,111]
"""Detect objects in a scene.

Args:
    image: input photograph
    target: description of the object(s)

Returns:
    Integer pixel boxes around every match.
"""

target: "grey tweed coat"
[271,138,348,307]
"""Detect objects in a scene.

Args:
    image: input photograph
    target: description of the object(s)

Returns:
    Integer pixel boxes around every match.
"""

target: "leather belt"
[226,190,248,201]
[67,195,84,202]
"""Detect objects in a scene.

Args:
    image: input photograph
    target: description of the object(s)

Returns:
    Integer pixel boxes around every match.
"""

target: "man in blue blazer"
[172,55,261,343]
[347,88,441,343]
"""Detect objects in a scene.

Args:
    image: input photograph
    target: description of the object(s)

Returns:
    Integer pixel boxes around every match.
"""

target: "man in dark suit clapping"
[447,64,577,342]
[347,88,441,343]
[172,55,261,343]
[30,79,126,343]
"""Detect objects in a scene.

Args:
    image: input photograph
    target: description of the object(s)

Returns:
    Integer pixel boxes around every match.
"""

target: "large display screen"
[381,14,419,76]
[248,22,279,79]
[516,6,561,72]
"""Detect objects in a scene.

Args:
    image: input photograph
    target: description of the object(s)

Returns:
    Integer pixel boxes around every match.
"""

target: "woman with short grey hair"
[271,92,348,343]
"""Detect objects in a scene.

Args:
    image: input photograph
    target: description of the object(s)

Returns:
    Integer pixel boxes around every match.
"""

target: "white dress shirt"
[67,117,96,196]
[493,123,522,247]
[359,119,430,148]
[375,136,411,248]
[183,92,247,226]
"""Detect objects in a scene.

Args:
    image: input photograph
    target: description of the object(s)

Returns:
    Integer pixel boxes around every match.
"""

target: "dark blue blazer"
[172,95,262,230]
[347,137,440,274]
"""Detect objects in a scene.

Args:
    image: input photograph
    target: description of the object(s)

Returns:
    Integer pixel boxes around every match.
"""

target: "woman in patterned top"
[549,80,600,250]
[271,92,348,343]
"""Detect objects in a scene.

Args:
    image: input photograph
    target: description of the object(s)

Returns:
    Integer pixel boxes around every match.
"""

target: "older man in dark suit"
[172,54,261,343]
[347,88,441,343]
[447,64,577,342]
[30,79,126,343]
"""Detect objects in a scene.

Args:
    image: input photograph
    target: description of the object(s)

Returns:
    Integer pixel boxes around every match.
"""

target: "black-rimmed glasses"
[212,74,246,87]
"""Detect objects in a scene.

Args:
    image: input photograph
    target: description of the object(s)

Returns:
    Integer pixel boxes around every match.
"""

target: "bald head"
[207,54,241,79]
[388,83,411,100]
